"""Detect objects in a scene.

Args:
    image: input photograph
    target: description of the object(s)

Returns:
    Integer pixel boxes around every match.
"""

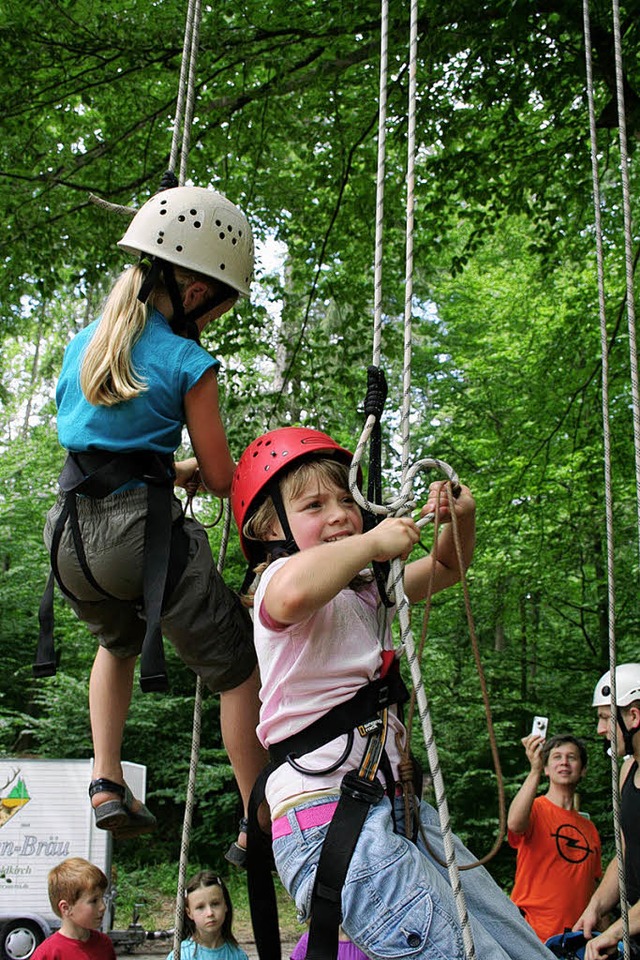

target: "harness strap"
[306,771,385,960]
[35,450,189,692]
[246,764,281,960]
[140,481,174,691]
[268,669,408,767]
[248,668,408,960]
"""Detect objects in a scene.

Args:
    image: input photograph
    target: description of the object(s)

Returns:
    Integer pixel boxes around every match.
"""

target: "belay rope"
[582,1,638,957]
[346,0,485,958]
[87,0,226,948]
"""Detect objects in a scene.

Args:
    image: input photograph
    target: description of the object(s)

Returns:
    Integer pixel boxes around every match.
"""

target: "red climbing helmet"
[231,427,354,560]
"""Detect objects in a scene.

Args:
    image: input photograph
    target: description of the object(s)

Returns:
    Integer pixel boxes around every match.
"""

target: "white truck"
[0,758,148,960]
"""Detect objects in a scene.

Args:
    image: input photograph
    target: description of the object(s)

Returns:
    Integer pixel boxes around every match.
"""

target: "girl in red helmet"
[232,427,554,960]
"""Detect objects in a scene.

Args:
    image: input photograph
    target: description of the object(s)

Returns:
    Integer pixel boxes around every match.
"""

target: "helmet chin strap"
[617,706,640,755]
[137,257,230,343]
[268,483,299,558]
[239,484,298,595]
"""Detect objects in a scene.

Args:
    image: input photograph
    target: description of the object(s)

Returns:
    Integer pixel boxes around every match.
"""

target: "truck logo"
[0,767,30,829]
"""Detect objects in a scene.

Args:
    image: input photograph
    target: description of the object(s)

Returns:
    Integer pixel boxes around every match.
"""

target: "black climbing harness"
[246,664,413,960]
[35,449,191,692]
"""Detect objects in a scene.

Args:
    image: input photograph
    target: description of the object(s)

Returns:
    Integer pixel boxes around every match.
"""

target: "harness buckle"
[340,769,385,806]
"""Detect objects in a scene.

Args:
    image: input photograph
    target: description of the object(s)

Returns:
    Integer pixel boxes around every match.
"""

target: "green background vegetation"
[1,0,639,930]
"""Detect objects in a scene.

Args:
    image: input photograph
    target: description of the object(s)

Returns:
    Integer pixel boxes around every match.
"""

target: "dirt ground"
[128,931,299,960]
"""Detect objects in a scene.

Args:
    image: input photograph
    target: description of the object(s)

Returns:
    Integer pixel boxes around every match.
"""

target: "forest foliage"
[1,0,639,895]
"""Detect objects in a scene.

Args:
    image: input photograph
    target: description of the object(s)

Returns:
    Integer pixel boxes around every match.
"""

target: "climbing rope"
[402,486,507,871]
[347,1,481,957]
[90,0,202,219]
[168,0,202,185]
[610,0,640,568]
[159,1,214,956]
[171,501,233,959]
[582,2,632,957]
[86,0,226,947]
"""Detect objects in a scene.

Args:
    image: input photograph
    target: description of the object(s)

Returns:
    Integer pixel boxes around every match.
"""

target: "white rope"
[582,2,632,956]
[611,0,640,567]
[172,676,203,957]
[172,502,232,959]
[348,1,476,956]
[167,8,217,945]
[169,0,202,184]
[372,0,389,369]
[178,0,203,185]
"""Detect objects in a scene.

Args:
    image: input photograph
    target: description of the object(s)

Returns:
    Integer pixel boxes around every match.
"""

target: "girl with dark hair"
[168,871,247,960]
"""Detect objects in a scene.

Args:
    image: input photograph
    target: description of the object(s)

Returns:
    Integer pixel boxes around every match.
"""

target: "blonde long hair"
[80,263,227,407]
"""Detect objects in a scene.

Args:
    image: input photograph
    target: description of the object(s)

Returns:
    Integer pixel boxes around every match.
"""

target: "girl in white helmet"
[40,186,266,852]
[574,664,640,960]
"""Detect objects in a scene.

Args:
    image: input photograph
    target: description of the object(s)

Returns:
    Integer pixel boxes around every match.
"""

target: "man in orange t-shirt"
[508,733,602,944]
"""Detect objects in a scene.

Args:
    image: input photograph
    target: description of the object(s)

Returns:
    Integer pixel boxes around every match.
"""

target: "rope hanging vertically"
[610,0,640,568]
[168,0,203,185]
[167,1,207,956]
[347,1,477,956]
[582,1,632,957]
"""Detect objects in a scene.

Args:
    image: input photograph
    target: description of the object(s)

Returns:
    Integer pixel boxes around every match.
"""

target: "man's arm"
[573,856,622,938]
[584,899,640,960]
[507,734,545,834]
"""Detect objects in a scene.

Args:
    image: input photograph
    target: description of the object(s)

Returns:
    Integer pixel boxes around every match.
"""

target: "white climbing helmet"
[118,186,254,297]
[592,663,640,707]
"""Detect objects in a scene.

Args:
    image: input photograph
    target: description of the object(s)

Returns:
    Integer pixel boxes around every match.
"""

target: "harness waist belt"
[271,801,339,840]
[35,449,187,693]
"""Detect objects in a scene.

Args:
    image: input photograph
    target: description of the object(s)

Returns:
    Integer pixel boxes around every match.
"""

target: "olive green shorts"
[44,488,256,693]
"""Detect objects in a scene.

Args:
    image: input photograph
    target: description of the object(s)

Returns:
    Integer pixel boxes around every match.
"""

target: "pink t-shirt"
[254,558,406,813]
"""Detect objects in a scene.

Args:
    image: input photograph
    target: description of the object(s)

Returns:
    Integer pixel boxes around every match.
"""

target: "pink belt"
[271,801,339,840]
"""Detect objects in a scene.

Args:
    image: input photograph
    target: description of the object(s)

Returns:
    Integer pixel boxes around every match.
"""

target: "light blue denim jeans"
[273,794,554,960]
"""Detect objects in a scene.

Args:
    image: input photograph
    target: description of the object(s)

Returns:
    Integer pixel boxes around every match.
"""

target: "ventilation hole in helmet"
[160,199,168,205]
[176,245,183,252]
[239,229,243,236]
[156,238,164,245]
[190,209,197,215]
[219,263,226,271]
[215,219,222,226]
[232,238,237,245]
[160,209,167,215]
[194,221,201,228]
[227,225,233,232]
[219,232,225,240]
[178,215,185,222]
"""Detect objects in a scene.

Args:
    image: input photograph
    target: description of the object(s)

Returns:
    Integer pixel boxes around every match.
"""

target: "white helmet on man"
[592,663,640,707]
[118,186,254,297]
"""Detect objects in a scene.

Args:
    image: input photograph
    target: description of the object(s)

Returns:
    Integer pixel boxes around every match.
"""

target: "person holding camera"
[508,732,602,943]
